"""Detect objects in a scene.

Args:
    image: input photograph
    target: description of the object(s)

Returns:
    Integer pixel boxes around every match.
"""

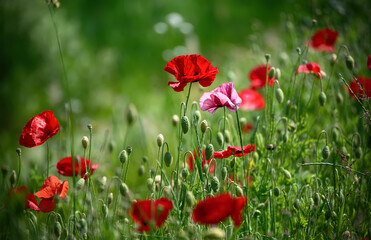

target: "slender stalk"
[16,150,22,187]
[46,141,50,177]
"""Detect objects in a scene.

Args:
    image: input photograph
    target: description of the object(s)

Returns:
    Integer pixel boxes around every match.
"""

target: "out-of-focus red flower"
[7,186,40,212]
[187,149,215,173]
[367,54,371,71]
[19,111,60,148]
[192,193,247,226]
[310,28,338,52]
[248,65,275,89]
[214,145,255,159]
[297,62,323,79]
[35,176,69,213]
[239,89,265,111]
[56,156,99,179]
[199,82,242,113]
[164,54,219,92]
[346,76,371,99]
[242,122,253,133]
[128,198,173,232]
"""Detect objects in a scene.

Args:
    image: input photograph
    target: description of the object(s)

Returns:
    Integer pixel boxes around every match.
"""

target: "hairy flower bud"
[76,178,85,191]
[273,187,280,197]
[322,145,330,160]
[345,55,355,70]
[81,136,89,149]
[205,144,214,161]
[172,114,179,126]
[182,168,189,179]
[119,150,128,164]
[200,120,208,134]
[282,169,292,180]
[147,178,154,192]
[193,110,201,124]
[107,192,113,205]
[319,92,327,106]
[10,170,16,186]
[181,116,190,134]
[120,182,129,196]
[185,191,195,207]
[268,67,276,79]
[164,151,173,167]
[54,221,62,238]
[224,130,231,144]
[221,167,228,180]
[142,156,148,164]
[211,176,220,193]
[275,68,281,80]
[126,103,137,125]
[216,132,224,146]
[204,228,225,240]
[138,165,145,176]
[275,88,284,104]
[157,134,164,148]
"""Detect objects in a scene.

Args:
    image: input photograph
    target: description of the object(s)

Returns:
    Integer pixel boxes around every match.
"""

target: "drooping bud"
[157,134,164,148]
[172,114,179,126]
[78,218,87,235]
[275,88,284,104]
[200,120,208,134]
[319,92,327,106]
[164,151,173,167]
[10,170,16,186]
[355,147,362,158]
[107,193,113,205]
[203,228,225,240]
[273,187,280,197]
[257,203,265,209]
[293,199,301,210]
[211,176,220,193]
[216,132,224,146]
[253,210,261,218]
[81,136,89,149]
[138,165,145,176]
[146,178,154,192]
[275,68,281,80]
[185,191,195,207]
[120,182,129,196]
[126,103,137,125]
[205,144,214,161]
[236,186,244,196]
[119,150,128,164]
[268,67,276,79]
[53,221,62,238]
[193,110,201,124]
[76,178,85,191]
[330,53,337,66]
[224,130,231,144]
[322,145,330,160]
[221,167,228,180]
[336,92,343,104]
[182,168,189,179]
[282,169,292,180]
[181,116,190,134]
[345,55,355,70]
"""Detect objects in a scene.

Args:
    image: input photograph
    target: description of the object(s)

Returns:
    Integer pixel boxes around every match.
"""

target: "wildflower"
[187,149,215,173]
[199,82,242,113]
[238,89,265,111]
[248,65,275,89]
[19,110,59,148]
[6,186,40,211]
[56,156,99,179]
[35,176,69,213]
[297,62,323,79]
[214,145,255,159]
[346,76,371,99]
[128,198,173,232]
[310,28,338,52]
[242,122,253,133]
[192,193,247,226]
[164,54,219,92]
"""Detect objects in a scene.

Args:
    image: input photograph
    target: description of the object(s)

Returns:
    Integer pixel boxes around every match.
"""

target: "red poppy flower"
[214,145,255,159]
[192,193,247,226]
[7,186,40,212]
[187,149,215,173]
[242,122,253,133]
[346,76,371,100]
[128,198,173,232]
[248,65,275,90]
[238,89,265,111]
[56,156,99,179]
[297,62,323,79]
[164,54,219,92]
[310,28,338,52]
[19,110,59,148]
[367,54,371,71]
[35,176,69,213]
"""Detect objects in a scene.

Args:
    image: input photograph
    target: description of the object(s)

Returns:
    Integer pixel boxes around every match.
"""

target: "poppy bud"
[211,176,220,193]
[203,228,225,240]
[275,68,281,80]
[205,144,214,161]
[319,92,327,106]
[257,203,265,209]
[76,178,85,191]
[54,221,62,238]
[81,136,89,149]
[296,47,301,55]
[1,165,8,176]
[216,132,224,146]
[355,147,362,158]
[98,176,107,192]
[87,124,93,130]
[185,191,195,207]
[330,53,337,66]
[193,110,201,124]
[268,67,276,79]
[331,211,337,220]
[78,218,87,234]
[325,210,332,220]
[119,150,128,164]
[181,116,190,134]
[138,165,145,176]
[236,186,244,196]
[200,120,208,134]
[203,164,209,174]
[15,148,21,156]
[332,130,340,144]
[172,114,179,126]
[147,178,154,192]
[164,151,173,167]
[345,55,354,70]
[275,88,284,104]
[266,144,275,151]
[221,167,228,180]
[293,199,300,210]
[322,145,330,160]
[224,130,231,144]
[155,175,161,184]
[120,182,129,196]
[107,192,113,205]
[342,230,350,240]
[9,170,16,186]
[312,19,317,25]
[314,193,320,205]
[102,204,108,218]
[336,92,343,104]
[157,134,164,148]
[126,103,137,125]
[124,218,129,224]
[282,169,292,180]
[108,140,115,153]
[273,187,280,196]
[126,146,133,155]
[142,156,148,164]
[265,53,271,62]
[239,117,247,127]
[253,210,261,218]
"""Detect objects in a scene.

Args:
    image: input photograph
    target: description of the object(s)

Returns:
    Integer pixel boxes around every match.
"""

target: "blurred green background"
[1,0,370,187]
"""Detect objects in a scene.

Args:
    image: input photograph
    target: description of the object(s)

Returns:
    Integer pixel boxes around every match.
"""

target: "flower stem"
[16,150,22,187]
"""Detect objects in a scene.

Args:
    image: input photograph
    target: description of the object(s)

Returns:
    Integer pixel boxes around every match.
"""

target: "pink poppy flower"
[238,88,265,111]
[297,62,323,79]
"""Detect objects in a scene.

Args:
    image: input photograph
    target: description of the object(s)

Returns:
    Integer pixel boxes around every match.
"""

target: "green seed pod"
[273,187,280,197]
[257,203,265,209]
[314,193,320,205]
[330,53,337,66]
[336,92,343,104]
[203,228,225,240]
[146,178,154,192]
[265,53,271,62]
[200,120,208,134]
[157,134,164,148]
[293,199,301,210]
[76,178,85,191]
[253,210,262,218]
[345,55,354,70]
[126,146,133,155]
[172,115,179,126]
[355,147,362,158]
[119,150,128,164]
[164,151,173,167]
[275,68,281,80]
[126,103,137,125]
[87,123,93,130]
[322,145,330,160]
[268,67,276,79]
[181,116,190,134]
[193,110,201,124]
[16,148,22,156]
[102,204,108,218]
[185,191,195,207]
[236,186,244,196]
[120,182,129,196]
[224,130,231,144]
[211,176,220,193]
[216,132,224,146]
[138,165,145,176]
[221,167,228,180]
[275,88,284,104]
[81,136,89,149]
[283,169,292,180]
[182,168,189,179]
[54,221,62,238]
[9,170,16,186]
[319,92,327,106]
[107,192,113,205]
[325,210,332,220]
[205,144,214,160]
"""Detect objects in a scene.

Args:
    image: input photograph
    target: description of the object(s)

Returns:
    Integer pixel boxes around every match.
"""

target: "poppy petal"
[310,28,338,52]
[249,65,274,89]
[38,198,56,213]
[230,196,247,226]
[35,176,61,199]
[239,89,265,111]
